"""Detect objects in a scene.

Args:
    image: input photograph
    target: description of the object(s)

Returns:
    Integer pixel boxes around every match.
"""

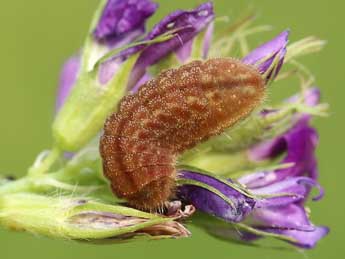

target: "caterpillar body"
[100,58,265,210]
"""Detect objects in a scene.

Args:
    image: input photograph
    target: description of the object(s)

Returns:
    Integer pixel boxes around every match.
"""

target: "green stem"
[0,178,33,196]
[28,146,62,176]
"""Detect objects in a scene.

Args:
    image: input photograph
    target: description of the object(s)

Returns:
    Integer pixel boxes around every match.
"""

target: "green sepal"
[53,29,181,152]
[179,150,251,176]
[0,193,188,241]
[285,36,326,63]
[52,54,139,152]
[80,0,108,72]
[210,13,271,58]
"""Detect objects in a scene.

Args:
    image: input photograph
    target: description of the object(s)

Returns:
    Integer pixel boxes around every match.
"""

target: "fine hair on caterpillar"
[100,58,265,211]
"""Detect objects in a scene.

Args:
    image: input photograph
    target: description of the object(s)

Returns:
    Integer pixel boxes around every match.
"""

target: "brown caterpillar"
[100,58,265,211]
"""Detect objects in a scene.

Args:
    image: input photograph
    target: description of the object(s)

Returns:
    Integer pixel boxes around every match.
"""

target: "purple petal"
[94,0,158,41]
[304,87,321,106]
[178,171,255,222]
[56,56,80,111]
[202,22,214,58]
[247,120,319,188]
[249,204,315,231]
[120,2,214,88]
[105,28,146,49]
[248,136,287,162]
[130,72,152,93]
[288,87,322,124]
[249,177,324,207]
[249,87,321,163]
[95,0,158,84]
[269,121,318,179]
[97,28,148,85]
[175,39,193,63]
[229,225,329,249]
[242,30,289,80]
[98,59,123,85]
[257,87,320,121]
[57,1,157,108]
[287,87,321,107]
[193,212,328,249]
[261,226,329,249]
[169,20,213,63]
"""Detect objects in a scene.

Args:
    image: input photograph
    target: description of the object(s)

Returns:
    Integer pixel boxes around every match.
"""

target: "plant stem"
[28,146,62,176]
[0,177,33,195]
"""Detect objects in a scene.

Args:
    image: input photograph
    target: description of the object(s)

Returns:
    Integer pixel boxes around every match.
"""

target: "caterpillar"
[100,58,265,211]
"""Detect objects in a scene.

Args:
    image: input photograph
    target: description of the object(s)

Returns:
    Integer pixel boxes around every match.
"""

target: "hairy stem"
[28,146,62,176]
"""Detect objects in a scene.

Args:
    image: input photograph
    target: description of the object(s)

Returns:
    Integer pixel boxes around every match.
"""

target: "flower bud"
[0,193,191,240]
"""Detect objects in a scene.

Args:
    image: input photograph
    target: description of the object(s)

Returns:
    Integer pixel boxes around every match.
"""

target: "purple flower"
[179,158,327,248]
[94,0,158,41]
[175,20,214,63]
[99,1,214,87]
[178,171,256,222]
[114,2,215,88]
[52,0,328,248]
[93,0,158,49]
[245,120,319,188]
[258,225,329,249]
[178,87,328,248]
[56,0,157,111]
[247,88,321,185]
[178,168,327,248]
[242,30,289,81]
[56,1,214,109]
[237,173,329,249]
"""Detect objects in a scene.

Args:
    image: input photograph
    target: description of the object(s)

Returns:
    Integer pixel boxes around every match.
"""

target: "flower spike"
[0,0,329,249]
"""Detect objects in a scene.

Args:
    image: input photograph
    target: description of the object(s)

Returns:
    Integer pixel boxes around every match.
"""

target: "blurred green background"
[0,0,344,258]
